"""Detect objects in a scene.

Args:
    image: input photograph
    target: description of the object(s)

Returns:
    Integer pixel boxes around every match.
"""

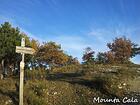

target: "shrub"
[25,68,48,80]
[23,80,101,105]
[52,64,82,73]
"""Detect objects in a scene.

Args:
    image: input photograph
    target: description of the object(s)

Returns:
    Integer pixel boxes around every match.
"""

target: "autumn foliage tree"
[82,47,95,64]
[107,36,140,63]
[66,56,79,65]
[104,51,115,64]
[37,42,69,68]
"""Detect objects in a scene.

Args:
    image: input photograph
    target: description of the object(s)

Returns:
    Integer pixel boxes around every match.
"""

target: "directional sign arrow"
[16,46,35,55]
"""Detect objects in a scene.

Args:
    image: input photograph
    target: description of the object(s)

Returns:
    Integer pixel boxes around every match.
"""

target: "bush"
[23,80,101,105]
[52,64,82,73]
[92,75,128,98]
[25,68,48,80]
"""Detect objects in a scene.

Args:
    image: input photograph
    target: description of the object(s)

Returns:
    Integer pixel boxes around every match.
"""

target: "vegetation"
[82,47,95,64]
[36,41,69,69]
[107,36,140,63]
[0,22,140,105]
[0,64,140,105]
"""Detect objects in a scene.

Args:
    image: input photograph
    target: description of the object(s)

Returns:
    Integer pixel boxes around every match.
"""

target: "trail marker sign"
[16,46,35,55]
[16,38,35,105]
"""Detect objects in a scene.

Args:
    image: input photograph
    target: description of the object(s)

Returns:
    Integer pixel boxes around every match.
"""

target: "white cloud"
[87,25,140,43]
[1,15,140,63]
[43,35,91,61]
[88,29,113,42]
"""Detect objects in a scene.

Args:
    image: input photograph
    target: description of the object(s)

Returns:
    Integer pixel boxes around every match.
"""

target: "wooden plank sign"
[16,46,35,55]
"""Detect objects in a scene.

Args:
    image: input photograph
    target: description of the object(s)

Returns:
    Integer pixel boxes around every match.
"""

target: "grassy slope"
[0,64,140,105]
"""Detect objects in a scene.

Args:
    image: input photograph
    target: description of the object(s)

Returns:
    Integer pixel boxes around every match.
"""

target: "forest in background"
[0,22,140,76]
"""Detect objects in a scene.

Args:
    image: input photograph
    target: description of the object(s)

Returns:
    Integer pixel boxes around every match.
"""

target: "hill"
[0,64,140,105]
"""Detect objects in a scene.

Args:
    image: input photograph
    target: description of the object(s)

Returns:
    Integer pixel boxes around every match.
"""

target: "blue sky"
[0,0,140,63]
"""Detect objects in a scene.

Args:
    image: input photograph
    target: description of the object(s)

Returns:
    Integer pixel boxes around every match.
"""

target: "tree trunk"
[1,59,4,74]
[0,61,2,74]
[0,59,5,79]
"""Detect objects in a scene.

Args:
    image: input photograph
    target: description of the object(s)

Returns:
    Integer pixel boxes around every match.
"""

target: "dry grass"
[0,64,139,105]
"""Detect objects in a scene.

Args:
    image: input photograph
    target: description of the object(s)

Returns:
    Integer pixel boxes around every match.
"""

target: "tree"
[131,43,140,57]
[82,47,95,64]
[0,22,21,75]
[107,37,133,63]
[36,41,69,68]
[21,33,40,69]
[96,52,106,64]
[104,51,115,64]
[29,39,40,69]
[0,22,38,75]
[66,56,79,65]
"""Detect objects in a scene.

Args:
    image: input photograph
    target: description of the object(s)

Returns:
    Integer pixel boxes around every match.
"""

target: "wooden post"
[19,56,24,105]
[16,38,35,105]
[19,38,25,105]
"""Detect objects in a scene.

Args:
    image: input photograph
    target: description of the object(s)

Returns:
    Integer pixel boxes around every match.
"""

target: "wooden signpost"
[16,38,35,105]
